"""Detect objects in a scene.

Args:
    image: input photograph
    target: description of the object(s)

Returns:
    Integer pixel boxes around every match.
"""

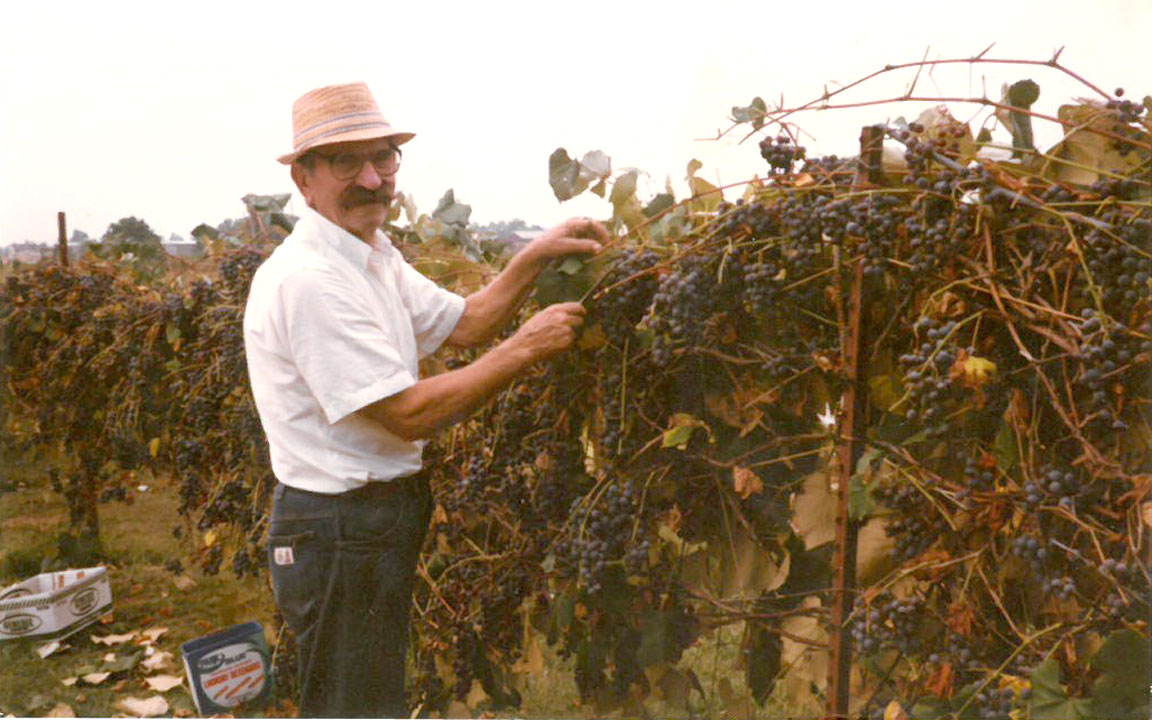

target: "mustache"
[342,187,392,207]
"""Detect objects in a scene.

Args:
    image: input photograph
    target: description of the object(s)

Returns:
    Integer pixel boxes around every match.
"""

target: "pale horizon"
[2,0,1150,246]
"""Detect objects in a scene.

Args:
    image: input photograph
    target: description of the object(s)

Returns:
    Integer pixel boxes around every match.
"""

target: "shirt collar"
[296,205,397,270]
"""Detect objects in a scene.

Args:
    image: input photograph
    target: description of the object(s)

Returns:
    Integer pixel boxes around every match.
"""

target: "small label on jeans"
[273,546,294,566]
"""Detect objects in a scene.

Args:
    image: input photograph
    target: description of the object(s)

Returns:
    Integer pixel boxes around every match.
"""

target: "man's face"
[292,137,398,243]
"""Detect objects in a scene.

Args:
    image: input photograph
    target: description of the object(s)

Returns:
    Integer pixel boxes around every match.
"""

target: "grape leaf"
[1087,629,1151,719]
[1029,659,1091,720]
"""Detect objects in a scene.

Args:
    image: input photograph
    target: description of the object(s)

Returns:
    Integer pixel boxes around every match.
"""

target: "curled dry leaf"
[732,465,764,500]
[91,631,136,646]
[116,695,170,718]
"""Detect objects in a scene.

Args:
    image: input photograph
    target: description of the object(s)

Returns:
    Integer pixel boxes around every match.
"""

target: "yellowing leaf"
[577,322,608,351]
[885,700,910,720]
[661,413,713,450]
[733,466,763,499]
[963,355,997,384]
[511,633,545,676]
[203,530,217,548]
[148,437,160,459]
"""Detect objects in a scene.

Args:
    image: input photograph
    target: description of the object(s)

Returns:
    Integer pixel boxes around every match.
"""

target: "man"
[243,82,606,717]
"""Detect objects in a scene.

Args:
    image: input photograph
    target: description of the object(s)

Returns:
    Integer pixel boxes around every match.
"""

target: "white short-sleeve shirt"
[243,207,466,494]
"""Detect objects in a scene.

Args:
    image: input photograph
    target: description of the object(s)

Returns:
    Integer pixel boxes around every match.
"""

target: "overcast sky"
[1,0,1149,245]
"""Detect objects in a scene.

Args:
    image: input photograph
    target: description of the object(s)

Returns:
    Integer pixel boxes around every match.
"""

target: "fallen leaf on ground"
[37,640,70,658]
[80,671,111,685]
[116,695,170,718]
[141,650,173,672]
[61,677,78,687]
[46,703,76,717]
[144,674,184,692]
[171,575,197,591]
[140,627,168,643]
[91,632,136,646]
[103,652,117,663]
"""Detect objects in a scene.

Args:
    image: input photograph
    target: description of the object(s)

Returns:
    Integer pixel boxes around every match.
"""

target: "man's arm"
[360,302,586,441]
[446,218,607,347]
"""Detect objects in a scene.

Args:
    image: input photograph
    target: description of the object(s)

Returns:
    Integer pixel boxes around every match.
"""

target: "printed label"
[0,613,44,636]
[69,588,99,616]
[273,546,294,566]
[197,643,267,707]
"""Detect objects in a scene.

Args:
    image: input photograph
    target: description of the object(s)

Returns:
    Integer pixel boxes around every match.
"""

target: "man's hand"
[524,218,608,266]
[507,302,587,362]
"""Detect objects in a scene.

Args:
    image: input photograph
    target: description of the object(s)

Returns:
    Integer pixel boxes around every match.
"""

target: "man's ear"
[291,163,312,204]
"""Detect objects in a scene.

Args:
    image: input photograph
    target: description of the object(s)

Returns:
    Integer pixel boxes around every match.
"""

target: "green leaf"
[579,150,611,182]
[661,413,712,449]
[732,96,768,130]
[867,373,903,413]
[992,421,1017,471]
[549,147,590,202]
[1088,629,1151,719]
[432,189,472,226]
[643,193,676,218]
[848,472,876,521]
[165,323,182,347]
[609,169,640,209]
[1030,659,1092,720]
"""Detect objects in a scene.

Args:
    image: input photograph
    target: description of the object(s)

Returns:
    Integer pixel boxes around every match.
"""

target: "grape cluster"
[899,317,961,438]
[873,482,944,561]
[1073,309,1138,434]
[849,592,923,656]
[565,481,647,595]
[758,135,806,174]
[647,255,723,365]
[968,684,1028,720]
[591,248,659,336]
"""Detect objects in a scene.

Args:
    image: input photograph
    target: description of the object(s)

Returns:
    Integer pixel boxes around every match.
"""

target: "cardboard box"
[0,566,113,641]
[180,621,273,715]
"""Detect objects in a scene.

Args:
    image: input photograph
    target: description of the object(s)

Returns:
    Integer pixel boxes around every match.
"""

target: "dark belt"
[278,471,426,501]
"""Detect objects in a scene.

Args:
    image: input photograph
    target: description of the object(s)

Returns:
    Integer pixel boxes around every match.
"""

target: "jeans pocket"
[267,515,337,631]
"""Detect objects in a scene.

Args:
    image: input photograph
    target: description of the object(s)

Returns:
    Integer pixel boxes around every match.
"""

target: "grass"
[0,451,808,718]
[0,452,280,718]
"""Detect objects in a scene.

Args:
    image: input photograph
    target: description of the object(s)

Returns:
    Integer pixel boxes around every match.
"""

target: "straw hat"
[277,82,414,164]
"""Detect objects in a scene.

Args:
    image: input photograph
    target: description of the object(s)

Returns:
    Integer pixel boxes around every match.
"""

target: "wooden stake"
[57,212,69,267]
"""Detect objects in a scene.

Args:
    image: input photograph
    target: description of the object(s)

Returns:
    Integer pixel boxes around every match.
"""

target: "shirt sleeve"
[279,267,416,424]
[394,257,466,357]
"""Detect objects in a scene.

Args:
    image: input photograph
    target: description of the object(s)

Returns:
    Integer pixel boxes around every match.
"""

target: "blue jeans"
[267,475,432,718]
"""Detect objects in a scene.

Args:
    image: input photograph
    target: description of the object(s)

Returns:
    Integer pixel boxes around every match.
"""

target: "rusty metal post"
[825,125,885,720]
[57,212,69,267]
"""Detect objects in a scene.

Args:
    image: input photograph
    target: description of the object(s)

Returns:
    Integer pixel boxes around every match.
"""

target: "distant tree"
[97,216,164,262]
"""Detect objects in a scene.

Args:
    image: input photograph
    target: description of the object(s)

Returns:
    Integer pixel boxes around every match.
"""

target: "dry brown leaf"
[116,695,170,718]
[46,703,76,718]
[511,634,545,676]
[732,466,764,500]
[80,671,111,686]
[141,650,173,672]
[1142,501,1152,529]
[61,677,78,687]
[171,575,197,591]
[102,652,117,663]
[144,674,183,692]
[885,700,911,720]
[139,627,168,644]
[91,632,136,646]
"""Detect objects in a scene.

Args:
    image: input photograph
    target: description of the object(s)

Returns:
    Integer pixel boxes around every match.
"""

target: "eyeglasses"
[314,146,402,180]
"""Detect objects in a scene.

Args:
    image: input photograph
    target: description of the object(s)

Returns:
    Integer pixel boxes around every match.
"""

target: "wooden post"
[57,212,69,267]
[825,125,885,720]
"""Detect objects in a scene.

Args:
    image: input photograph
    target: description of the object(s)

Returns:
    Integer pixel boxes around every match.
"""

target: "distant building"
[162,234,203,258]
[2,241,52,264]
